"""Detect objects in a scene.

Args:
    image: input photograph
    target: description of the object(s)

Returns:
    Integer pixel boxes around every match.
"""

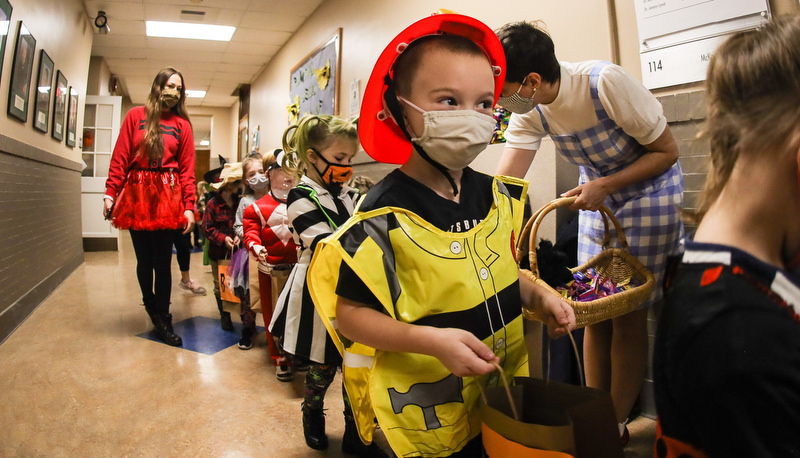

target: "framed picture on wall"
[0,0,12,80]
[7,21,36,122]
[66,86,78,147]
[33,49,53,133]
[52,70,67,141]
[288,29,341,124]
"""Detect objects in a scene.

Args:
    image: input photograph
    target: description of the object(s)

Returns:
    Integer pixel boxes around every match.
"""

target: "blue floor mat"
[137,316,264,355]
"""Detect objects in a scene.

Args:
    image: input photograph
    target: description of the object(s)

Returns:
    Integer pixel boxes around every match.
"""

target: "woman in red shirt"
[103,68,196,347]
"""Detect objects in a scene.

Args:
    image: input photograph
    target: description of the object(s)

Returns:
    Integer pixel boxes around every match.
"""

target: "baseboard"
[0,252,84,345]
[83,237,119,252]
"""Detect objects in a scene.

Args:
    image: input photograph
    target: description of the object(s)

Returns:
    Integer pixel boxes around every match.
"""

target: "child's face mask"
[247,173,269,191]
[161,88,181,108]
[269,168,296,203]
[311,149,353,188]
[399,96,495,171]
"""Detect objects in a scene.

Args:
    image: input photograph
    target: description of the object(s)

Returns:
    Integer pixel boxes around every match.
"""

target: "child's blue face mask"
[398,96,496,171]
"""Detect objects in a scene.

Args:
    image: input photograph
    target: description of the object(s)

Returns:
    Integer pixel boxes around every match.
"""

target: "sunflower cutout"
[313,60,331,90]
[287,96,300,124]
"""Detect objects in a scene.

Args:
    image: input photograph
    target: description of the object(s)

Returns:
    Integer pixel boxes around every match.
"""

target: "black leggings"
[130,229,181,315]
[173,231,192,272]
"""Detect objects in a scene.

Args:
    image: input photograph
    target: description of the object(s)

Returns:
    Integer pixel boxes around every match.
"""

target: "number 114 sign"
[640,34,728,89]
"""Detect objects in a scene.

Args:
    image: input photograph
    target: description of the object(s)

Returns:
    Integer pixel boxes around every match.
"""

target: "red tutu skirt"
[111,169,187,231]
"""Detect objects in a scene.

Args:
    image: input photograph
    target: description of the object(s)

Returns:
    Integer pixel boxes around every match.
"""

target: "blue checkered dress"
[536,61,684,308]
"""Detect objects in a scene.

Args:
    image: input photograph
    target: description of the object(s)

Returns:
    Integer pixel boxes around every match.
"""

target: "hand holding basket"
[518,197,655,328]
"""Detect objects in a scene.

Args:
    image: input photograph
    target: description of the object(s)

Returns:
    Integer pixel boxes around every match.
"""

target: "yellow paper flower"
[314,60,331,90]
[287,95,300,124]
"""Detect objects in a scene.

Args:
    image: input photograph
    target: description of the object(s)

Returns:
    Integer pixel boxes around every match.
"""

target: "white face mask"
[399,97,496,171]
[496,80,536,114]
[246,173,269,191]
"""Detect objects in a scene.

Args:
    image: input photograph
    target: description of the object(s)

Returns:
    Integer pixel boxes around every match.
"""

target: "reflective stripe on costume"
[308,176,529,457]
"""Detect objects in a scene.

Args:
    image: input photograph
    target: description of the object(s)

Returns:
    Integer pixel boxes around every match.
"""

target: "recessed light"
[200,140,210,146]
[186,90,206,98]
[146,21,235,41]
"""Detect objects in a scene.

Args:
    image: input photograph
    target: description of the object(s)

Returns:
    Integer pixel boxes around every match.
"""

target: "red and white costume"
[242,193,299,362]
[105,106,196,230]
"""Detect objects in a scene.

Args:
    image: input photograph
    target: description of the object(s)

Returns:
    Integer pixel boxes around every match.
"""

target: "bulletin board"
[288,30,341,124]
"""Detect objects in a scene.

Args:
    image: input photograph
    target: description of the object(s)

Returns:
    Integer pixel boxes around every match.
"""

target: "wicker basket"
[518,197,655,328]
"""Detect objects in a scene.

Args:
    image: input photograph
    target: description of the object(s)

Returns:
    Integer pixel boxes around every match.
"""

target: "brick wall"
[0,134,84,344]
[640,89,709,418]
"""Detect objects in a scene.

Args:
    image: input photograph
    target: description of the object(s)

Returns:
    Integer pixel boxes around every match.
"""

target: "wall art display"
[0,0,12,80]
[7,20,36,122]
[66,86,78,147]
[288,29,341,124]
[33,49,53,132]
[51,70,67,141]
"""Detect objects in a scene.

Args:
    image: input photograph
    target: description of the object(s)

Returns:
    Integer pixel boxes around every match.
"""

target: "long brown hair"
[693,15,800,222]
[141,68,192,160]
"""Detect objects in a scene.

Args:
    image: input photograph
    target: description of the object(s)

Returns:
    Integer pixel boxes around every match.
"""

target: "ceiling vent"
[180,10,206,22]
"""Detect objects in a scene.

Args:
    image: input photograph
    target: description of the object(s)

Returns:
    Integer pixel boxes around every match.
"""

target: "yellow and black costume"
[308,170,530,457]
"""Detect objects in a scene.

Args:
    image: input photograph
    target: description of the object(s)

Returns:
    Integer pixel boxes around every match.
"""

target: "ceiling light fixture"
[145,21,235,41]
[185,90,207,98]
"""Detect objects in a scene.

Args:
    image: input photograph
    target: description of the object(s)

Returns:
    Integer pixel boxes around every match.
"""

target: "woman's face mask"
[399,96,496,171]
[161,88,181,108]
[497,79,536,114]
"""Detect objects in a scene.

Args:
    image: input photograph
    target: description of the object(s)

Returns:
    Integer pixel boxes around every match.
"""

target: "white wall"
[186,105,237,164]
[0,0,93,162]
[247,0,622,240]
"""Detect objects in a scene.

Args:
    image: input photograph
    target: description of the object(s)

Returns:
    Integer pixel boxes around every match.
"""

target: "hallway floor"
[0,232,656,457]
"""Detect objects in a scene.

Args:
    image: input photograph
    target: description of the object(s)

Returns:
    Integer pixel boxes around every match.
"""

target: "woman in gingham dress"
[494,22,683,442]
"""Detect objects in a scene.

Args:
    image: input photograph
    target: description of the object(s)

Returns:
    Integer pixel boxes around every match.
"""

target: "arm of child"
[519,271,576,338]
[336,296,500,377]
[242,205,265,260]
[202,202,229,247]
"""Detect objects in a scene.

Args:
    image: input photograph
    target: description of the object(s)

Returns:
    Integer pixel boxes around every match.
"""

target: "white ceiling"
[84,0,324,108]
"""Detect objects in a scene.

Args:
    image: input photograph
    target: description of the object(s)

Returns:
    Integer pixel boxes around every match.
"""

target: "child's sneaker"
[238,328,254,350]
[179,279,207,295]
[276,356,293,382]
[276,364,293,382]
[294,360,309,372]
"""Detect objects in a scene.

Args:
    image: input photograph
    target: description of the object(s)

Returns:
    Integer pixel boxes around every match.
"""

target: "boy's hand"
[538,293,576,339]
[428,328,499,377]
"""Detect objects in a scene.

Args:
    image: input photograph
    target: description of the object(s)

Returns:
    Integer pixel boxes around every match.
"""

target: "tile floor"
[0,232,656,457]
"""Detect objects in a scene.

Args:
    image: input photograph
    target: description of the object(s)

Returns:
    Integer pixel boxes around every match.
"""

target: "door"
[81,95,122,251]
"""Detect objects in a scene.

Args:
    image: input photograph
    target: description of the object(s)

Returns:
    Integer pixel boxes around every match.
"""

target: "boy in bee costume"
[307,13,575,457]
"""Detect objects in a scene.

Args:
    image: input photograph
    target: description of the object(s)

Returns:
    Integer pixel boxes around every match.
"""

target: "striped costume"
[269,175,358,364]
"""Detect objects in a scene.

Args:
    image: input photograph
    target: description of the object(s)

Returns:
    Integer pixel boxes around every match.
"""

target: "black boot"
[153,314,183,347]
[342,414,389,458]
[215,295,234,331]
[302,402,328,450]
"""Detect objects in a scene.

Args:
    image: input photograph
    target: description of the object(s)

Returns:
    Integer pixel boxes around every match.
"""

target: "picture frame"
[51,70,67,141]
[7,20,36,123]
[288,29,341,124]
[0,0,12,80]
[66,86,78,147]
[33,49,53,133]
